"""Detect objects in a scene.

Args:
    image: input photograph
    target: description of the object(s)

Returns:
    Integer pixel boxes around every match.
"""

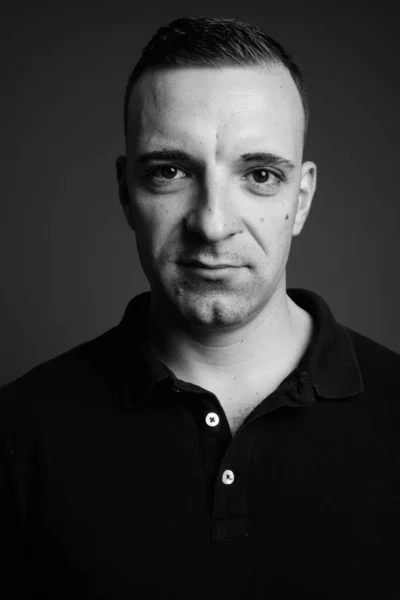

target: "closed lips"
[184,261,239,269]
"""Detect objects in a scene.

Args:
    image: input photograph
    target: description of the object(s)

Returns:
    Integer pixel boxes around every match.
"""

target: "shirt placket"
[173,385,233,507]
[174,385,257,541]
[172,372,316,543]
[210,373,316,542]
[212,425,256,541]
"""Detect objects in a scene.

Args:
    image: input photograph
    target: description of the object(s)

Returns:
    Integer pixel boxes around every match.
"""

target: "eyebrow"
[135,149,296,171]
[240,152,295,171]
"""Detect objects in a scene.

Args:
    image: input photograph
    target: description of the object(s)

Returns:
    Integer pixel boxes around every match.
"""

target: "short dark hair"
[123,16,309,143]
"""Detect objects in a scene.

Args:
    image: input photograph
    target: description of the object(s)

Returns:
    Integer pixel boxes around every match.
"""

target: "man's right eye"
[142,164,188,186]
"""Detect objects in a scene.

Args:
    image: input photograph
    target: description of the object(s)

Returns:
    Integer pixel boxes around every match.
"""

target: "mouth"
[178,260,244,279]
[181,260,241,270]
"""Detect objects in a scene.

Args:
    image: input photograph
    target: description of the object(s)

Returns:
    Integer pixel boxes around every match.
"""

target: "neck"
[147,286,307,382]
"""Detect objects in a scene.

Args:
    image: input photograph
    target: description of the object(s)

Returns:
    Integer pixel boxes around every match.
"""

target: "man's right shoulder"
[0,324,139,421]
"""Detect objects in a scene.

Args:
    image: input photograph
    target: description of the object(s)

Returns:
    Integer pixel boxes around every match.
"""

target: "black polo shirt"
[1,288,400,599]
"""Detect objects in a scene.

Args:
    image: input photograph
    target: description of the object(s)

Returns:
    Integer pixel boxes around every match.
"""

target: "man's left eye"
[247,169,282,186]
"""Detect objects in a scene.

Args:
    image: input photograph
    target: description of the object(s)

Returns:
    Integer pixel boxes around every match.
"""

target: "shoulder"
[2,325,120,391]
[0,324,132,434]
[346,326,400,373]
[1,291,151,399]
[0,292,151,440]
[345,326,400,414]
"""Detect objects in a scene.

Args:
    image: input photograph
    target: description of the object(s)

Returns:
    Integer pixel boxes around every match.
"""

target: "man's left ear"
[116,155,135,230]
[292,161,317,236]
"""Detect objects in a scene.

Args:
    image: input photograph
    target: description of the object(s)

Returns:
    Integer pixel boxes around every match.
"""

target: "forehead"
[127,66,304,158]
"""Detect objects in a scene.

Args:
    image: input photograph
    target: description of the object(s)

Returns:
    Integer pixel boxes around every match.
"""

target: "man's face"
[119,66,316,330]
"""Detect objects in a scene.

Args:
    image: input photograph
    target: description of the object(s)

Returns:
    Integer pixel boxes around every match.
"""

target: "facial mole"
[285,214,289,220]
[259,217,264,223]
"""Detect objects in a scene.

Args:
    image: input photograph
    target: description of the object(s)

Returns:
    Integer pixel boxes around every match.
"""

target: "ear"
[116,155,135,231]
[292,161,317,236]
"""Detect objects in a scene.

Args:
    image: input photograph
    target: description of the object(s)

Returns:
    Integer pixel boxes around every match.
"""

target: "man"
[1,16,399,599]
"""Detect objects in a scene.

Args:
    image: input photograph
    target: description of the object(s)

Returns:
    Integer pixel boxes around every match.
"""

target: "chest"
[29,396,397,593]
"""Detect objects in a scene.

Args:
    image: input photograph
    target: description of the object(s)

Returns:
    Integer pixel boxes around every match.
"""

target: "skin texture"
[117,65,317,393]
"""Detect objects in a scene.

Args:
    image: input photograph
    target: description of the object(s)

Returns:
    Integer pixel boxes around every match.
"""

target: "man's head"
[122,17,310,145]
[117,17,317,331]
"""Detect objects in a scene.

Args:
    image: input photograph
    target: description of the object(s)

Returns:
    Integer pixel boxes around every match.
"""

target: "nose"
[184,177,243,242]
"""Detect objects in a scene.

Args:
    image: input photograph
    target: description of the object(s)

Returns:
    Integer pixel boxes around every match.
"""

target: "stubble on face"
[152,248,281,331]
[170,269,253,326]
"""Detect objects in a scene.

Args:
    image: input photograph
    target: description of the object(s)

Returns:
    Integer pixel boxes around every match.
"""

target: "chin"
[170,286,255,329]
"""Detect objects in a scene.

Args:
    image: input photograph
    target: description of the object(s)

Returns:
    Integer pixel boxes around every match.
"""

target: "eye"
[247,168,283,188]
[142,164,187,186]
[157,165,183,179]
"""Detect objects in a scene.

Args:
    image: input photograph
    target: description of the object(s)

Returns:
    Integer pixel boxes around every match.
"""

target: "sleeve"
[0,384,29,598]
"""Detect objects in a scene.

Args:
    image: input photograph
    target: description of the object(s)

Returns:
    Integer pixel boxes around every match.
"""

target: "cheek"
[256,203,292,235]
[254,203,294,258]
[133,198,181,259]
[278,206,295,240]
[257,213,290,224]
[277,207,298,258]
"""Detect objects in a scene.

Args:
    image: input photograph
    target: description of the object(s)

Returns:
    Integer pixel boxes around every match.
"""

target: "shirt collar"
[288,288,364,399]
[118,288,364,407]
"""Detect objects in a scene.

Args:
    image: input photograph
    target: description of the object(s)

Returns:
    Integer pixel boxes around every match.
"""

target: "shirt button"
[205,412,220,427]
[222,469,234,485]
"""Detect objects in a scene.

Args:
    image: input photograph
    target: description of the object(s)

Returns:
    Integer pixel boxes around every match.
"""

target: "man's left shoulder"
[346,326,400,367]
[345,326,400,399]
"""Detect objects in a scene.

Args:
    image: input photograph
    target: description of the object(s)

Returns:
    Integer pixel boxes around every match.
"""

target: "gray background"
[1,0,399,385]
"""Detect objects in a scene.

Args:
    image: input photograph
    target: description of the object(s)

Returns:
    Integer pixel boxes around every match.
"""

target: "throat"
[148,300,314,435]
[203,375,288,436]
[221,394,263,436]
